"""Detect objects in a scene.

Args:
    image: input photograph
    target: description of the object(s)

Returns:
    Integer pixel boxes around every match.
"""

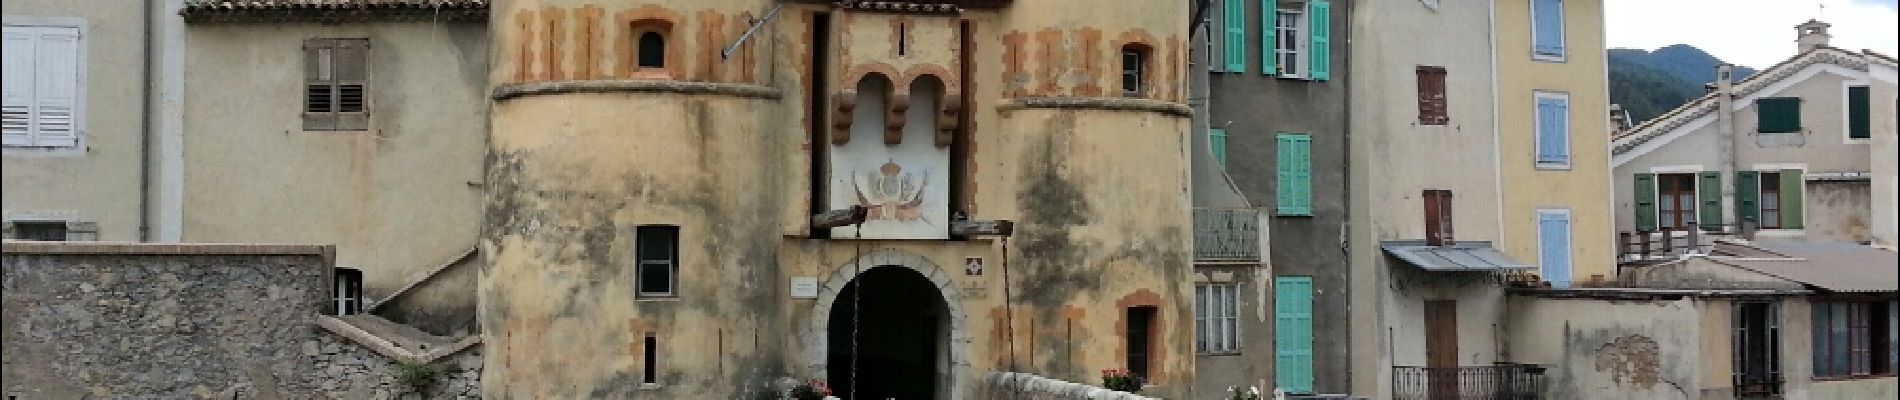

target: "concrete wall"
[1,242,329,398]
[1620,258,1810,291]
[481,1,1195,398]
[1205,0,1353,393]
[1,0,150,241]
[181,22,489,335]
[1347,0,1500,397]
[1495,0,1616,284]
[1504,295,1703,400]
[1871,63,1898,246]
[1802,180,1872,242]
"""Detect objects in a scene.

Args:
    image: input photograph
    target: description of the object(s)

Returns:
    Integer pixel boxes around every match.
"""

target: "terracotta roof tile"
[1612,47,1881,156]
[181,0,487,23]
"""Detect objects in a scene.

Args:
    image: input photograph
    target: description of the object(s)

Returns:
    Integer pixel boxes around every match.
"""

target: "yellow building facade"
[1495,0,1614,286]
[480,0,1196,398]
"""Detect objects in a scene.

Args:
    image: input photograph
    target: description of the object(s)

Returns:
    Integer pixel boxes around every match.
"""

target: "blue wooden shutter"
[1538,212,1572,288]
[1211,128,1229,165]
[1226,0,1247,72]
[1307,0,1330,80]
[1274,277,1315,394]
[1260,0,1278,75]
[1533,0,1565,57]
[1535,96,1569,165]
[1276,134,1312,216]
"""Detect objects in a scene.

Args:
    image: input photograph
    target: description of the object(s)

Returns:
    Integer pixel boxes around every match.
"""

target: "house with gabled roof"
[1610,19,1896,244]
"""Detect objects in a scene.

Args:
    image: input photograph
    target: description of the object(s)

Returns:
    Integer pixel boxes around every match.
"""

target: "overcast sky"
[1606,0,1900,69]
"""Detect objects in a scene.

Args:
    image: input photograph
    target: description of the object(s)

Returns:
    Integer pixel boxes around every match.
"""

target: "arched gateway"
[804,249,971,400]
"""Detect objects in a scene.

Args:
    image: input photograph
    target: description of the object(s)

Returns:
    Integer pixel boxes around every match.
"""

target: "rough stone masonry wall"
[0,243,480,399]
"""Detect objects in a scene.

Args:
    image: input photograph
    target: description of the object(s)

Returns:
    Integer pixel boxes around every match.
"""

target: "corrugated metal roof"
[1712,242,1898,293]
[1381,241,1531,271]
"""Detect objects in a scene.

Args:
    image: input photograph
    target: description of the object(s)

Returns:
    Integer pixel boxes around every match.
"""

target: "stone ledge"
[978,372,1158,400]
[317,315,482,364]
[493,80,785,101]
[995,97,1193,117]
[1,241,332,256]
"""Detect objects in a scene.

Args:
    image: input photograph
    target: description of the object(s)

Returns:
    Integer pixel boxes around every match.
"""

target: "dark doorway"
[828,267,949,400]
[1125,306,1157,379]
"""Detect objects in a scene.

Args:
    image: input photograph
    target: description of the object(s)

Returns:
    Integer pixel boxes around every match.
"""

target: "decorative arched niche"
[826,73,950,240]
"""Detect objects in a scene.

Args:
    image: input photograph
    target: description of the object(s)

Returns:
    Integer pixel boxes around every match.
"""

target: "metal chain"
[849,224,863,400]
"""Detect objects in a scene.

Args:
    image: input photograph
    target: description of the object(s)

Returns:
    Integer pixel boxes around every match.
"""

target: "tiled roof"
[1610,46,1880,156]
[181,0,488,23]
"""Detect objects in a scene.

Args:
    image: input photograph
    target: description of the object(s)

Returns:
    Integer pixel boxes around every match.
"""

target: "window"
[1121,46,1147,97]
[9,221,67,241]
[1263,0,1330,80]
[1736,169,1805,230]
[1416,66,1449,125]
[303,38,369,131]
[1273,9,1303,78]
[1125,306,1157,379]
[636,225,679,297]
[1203,11,1219,72]
[1210,128,1228,165]
[1536,210,1572,288]
[1848,85,1870,140]
[1732,302,1782,397]
[1276,133,1313,216]
[1655,173,1696,231]
[1423,189,1454,245]
[2,25,82,148]
[1757,97,1801,133]
[1814,301,1895,379]
[1531,0,1566,60]
[642,333,660,384]
[1535,92,1571,168]
[1196,283,1240,354]
[332,268,364,315]
[1274,276,1315,394]
[1759,172,1782,229]
[1223,0,1246,72]
[637,32,666,68]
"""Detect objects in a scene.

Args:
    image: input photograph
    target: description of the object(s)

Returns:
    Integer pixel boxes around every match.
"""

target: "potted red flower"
[1100,368,1144,393]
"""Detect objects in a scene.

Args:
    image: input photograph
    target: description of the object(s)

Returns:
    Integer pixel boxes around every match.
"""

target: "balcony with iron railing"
[1392,364,1547,400]
[1192,208,1260,262]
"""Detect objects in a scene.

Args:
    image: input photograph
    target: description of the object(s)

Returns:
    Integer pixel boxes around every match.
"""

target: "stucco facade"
[479,0,1196,398]
[180,21,490,335]
[1346,1,1506,398]
[1495,0,1615,286]
[2,0,151,241]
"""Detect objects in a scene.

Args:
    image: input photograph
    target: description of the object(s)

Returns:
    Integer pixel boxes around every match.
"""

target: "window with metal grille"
[1416,66,1448,125]
[1813,301,1896,379]
[303,38,369,131]
[636,225,679,297]
[1195,283,1240,354]
[332,268,364,315]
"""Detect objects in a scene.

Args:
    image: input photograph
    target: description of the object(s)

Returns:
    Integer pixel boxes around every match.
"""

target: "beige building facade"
[480,0,1197,398]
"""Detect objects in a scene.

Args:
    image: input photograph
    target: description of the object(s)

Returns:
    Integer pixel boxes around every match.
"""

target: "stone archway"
[805,249,970,400]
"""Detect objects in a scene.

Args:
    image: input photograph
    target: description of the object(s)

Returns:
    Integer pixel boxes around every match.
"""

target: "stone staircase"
[319,313,480,364]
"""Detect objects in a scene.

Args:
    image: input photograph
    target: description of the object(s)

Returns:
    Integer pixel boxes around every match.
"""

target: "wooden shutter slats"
[1779,169,1804,229]
[1416,66,1448,125]
[1424,189,1454,245]
[1698,171,1723,230]
[304,38,369,131]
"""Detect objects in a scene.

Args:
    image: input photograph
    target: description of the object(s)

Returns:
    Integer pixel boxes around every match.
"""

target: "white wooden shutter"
[2,27,35,146]
[33,26,80,147]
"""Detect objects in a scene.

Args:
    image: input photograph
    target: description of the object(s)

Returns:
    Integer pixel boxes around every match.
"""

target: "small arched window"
[1121,44,1150,97]
[637,31,666,68]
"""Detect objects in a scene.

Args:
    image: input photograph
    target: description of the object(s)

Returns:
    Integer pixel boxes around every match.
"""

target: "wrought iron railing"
[1192,208,1260,262]
[1392,364,1546,400]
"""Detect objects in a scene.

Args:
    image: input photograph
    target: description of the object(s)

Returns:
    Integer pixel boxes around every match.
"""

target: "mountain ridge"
[1608,44,1757,124]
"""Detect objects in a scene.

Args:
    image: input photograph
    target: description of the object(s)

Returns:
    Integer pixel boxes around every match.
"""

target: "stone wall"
[0,242,481,399]
[975,372,1158,400]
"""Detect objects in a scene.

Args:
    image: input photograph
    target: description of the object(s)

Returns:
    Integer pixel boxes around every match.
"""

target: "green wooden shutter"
[1211,128,1229,165]
[1736,171,1760,228]
[1308,0,1330,81]
[1274,276,1315,394]
[1849,86,1871,139]
[1757,97,1802,133]
[1780,169,1803,229]
[1698,171,1723,230]
[1634,173,1657,231]
[1225,0,1247,72]
[1261,0,1277,76]
[1276,133,1312,216]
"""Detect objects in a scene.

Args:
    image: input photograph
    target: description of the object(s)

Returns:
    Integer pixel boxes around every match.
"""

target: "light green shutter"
[1308,0,1330,80]
[1780,169,1804,229]
[1736,171,1760,227]
[1274,276,1314,394]
[1261,0,1277,76]
[1225,0,1247,72]
[1276,133,1311,216]
[1698,171,1723,230]
[1634,173,1657,231]
[1211,128,1229,165]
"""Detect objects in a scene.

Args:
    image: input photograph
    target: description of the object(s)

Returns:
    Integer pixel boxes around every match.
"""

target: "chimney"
[1796,19,1832,53]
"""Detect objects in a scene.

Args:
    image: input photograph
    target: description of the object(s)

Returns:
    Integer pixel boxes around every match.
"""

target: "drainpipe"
[137,0,155,241]
[1715,64,1737,234]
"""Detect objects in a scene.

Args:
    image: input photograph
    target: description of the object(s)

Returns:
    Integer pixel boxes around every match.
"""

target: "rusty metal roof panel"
[1381,240,1531,271]
[1716,242,1899,293]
